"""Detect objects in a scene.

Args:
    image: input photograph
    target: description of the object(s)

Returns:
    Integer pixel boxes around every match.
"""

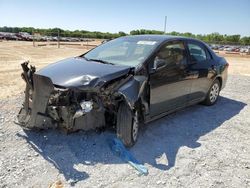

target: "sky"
[1,0,250,36]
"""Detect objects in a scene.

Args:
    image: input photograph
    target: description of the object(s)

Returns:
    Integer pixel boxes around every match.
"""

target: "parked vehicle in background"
[233,48,240,52]
[211,44,219,50]
[218,46,225,51]
[240,47,250,53]
[102,39,111,44]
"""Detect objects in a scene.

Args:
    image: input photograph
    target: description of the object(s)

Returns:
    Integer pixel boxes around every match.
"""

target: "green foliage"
[0,26,125,39]
[0,26,249,45]
[165,31,249,45]
[130,29,164,35]
[129,30,249,45]
[240,37,250,45]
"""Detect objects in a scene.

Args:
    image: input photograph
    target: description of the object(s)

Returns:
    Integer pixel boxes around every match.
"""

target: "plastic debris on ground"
[107,137,148,175]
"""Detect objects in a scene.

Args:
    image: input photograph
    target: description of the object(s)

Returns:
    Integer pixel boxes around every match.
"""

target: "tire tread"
[116,102,134,147]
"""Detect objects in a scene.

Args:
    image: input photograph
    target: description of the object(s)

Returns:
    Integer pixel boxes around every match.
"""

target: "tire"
[116,102,139,147]
[203,79,221,106]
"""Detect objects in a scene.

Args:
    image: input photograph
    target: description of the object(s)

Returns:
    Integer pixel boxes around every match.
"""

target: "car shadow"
[132,96,247,170]
[16,96,246,183]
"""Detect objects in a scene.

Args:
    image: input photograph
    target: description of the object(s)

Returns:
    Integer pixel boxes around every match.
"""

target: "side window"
[187,43,207,62]
[156,41,186,66]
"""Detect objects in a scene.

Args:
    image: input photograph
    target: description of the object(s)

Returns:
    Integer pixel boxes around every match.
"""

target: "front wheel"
[203,79,221,105]
[116,102,139,147]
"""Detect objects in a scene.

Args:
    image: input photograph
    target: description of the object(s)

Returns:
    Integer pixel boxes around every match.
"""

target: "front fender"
[117,76,147,109]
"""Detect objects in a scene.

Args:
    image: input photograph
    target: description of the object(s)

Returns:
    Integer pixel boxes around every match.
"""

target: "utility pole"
[32,30,35,47]
[57,29,60,48]
[164,16,167,34]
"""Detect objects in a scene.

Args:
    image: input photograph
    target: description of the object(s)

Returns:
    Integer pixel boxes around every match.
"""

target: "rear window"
[188,43,207,62]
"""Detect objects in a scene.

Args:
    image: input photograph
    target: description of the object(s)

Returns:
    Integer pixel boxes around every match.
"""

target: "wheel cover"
[132,112,139,141]
[210,83,219,103]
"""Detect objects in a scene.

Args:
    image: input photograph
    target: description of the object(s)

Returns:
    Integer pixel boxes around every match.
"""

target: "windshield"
[84,37,159,66]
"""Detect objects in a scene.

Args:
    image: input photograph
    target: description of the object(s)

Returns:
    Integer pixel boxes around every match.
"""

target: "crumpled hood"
[36,57,132,88]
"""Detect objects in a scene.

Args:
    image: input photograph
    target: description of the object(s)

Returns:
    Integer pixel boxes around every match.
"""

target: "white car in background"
[240,47,250,53]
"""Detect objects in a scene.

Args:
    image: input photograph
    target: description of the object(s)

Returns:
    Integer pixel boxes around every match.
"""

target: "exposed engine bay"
[17,61,147,132]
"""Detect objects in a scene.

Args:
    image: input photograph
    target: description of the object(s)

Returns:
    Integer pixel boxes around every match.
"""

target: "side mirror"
[153,58,166,71]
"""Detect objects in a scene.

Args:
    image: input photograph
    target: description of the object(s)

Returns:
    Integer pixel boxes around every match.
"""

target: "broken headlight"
[73,100,93,119]
[80,100,93,113]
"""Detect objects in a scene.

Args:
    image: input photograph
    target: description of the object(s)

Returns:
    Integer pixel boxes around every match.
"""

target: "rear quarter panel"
[217,56,228,90]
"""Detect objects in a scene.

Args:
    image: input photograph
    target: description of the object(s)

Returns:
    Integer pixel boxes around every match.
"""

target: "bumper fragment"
[18,73,55,129]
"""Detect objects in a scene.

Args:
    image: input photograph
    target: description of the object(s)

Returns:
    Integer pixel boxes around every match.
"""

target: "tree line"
[0,26,249,45]
[0,26,126,39]
[130,30,250,45]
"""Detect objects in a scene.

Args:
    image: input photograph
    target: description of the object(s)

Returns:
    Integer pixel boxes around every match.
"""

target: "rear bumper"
[221,64,228,90]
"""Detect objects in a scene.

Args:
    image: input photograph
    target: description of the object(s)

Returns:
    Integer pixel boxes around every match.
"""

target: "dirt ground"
[0,41,250,99]
[0,41,91,99]
[0,41,250,187]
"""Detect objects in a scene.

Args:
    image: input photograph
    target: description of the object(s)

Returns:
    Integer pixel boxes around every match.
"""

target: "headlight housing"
[80,100,93,112]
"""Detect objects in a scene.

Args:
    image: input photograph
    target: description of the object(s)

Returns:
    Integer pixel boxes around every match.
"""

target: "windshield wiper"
[90,59,114,65]
[84,57,114,65]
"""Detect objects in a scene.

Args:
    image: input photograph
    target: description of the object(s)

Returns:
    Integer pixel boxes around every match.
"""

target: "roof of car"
[122,34,194,42]
[121,34,217,58]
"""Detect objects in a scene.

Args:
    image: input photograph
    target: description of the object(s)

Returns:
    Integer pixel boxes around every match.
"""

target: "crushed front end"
[17,62,105,131]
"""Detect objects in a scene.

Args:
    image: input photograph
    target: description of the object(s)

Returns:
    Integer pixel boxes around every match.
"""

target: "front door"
[149,40,192,117]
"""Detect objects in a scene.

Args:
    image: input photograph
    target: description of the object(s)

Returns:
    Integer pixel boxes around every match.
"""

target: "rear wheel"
[203,79,221,105]
[116,102,139,147]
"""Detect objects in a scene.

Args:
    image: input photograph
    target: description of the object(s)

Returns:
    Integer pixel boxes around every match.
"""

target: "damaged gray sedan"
[17,35,228,146]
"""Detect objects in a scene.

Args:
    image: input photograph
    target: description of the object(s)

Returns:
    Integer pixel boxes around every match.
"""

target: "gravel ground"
[0,74,250,188]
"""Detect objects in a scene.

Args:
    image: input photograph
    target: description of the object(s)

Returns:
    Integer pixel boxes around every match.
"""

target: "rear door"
[186,40,215,103]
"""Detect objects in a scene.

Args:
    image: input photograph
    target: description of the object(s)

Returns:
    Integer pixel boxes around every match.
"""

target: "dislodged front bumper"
[17,62,105,131]
[18,74,55,129]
